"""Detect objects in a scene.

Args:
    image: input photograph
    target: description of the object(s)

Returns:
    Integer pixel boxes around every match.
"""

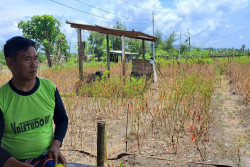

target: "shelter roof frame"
[66,20,157,42]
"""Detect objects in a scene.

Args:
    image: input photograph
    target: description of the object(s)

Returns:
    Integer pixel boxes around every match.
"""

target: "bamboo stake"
[97,120,107,166]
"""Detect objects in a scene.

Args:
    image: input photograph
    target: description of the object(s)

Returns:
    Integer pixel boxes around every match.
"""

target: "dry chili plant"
[0,60,221,161]
[132,62,217,158]
[226,62,250,104]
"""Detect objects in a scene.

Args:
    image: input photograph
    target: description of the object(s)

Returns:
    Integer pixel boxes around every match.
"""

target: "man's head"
[4,36,38,82]
[4,36,36,59]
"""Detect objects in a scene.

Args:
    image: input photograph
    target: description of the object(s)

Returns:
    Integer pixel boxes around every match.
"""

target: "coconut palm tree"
[241,44,246,54]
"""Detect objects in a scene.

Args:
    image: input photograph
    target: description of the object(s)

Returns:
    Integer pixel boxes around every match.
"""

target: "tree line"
[0,14,249,67]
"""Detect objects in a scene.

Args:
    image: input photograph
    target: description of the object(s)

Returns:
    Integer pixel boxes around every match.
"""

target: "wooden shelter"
[66,20,157,81]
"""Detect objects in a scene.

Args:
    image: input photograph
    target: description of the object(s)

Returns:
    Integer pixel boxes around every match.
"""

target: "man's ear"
[5,57,14,71]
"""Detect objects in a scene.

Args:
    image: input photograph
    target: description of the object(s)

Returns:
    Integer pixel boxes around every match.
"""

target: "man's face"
[7,46,38,82]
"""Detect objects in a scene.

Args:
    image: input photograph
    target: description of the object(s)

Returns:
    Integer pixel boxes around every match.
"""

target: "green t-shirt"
[0,77,56,159]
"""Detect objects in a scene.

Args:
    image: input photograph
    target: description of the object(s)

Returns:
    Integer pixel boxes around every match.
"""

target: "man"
[149,57,157,83]
[0,36,68,167]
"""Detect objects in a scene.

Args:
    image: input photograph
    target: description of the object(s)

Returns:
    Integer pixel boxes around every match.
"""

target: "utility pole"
[183,29,191,61]
[152,11,155,59]
[188,29,190,52]
[179,32,181,58]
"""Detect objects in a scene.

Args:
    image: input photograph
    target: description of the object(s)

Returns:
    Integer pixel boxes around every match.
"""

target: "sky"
[0,0,249,52]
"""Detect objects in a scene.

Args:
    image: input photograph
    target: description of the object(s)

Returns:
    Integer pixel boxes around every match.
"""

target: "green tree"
[180,44,188,54]
[110,21,127,51]
[88,21,127,61]
[54,32,70,63]
[126,38,151,59]
[88,32,106,61]
[163,32,176,51]
[100,38,112,62]
[88,21,152,61]
[155,31,177,58]
[155,42,168,58]
[241,44,246,54]
[154,30,163,50]
[18,15,64,67]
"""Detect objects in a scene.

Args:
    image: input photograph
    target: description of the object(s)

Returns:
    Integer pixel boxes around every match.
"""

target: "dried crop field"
[0,58,249,166]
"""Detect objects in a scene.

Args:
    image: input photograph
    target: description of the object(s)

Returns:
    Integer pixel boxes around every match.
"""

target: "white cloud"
[0,20,22,36]
[0,0,249,49]
[147,0,249,48]
[239,35,244,39]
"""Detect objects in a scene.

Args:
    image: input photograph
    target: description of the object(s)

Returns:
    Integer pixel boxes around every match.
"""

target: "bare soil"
[63,76,250,167]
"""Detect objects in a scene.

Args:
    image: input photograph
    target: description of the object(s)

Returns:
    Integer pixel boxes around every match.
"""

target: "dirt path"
[206,76,250,167]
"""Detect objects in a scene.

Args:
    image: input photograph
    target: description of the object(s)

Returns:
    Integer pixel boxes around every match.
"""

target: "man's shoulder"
[0,81,11,108]
[39,77,55,86]
[38,77,56,91]
[0,81,10,92]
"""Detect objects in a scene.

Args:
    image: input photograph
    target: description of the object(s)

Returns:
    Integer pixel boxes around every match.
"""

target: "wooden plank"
[68,163,96,167]
[122,36,126,84]
[142,40,145,75]
[106,34,110,78]
[77,29,84,81]
[131,59,153,74]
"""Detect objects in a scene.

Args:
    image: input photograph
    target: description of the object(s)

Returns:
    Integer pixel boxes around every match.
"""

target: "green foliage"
[38,53,47,63]
[57,57,76,68]
[180,44,189,54]
[241,44,246,53]
[155,57,171,67]
[126,38,141,54]
[54,32,70,58]
[163,32,176,51]
[110,21,126,50]
[87,21,153,61]
[155,47,168,57]
[127,39,151,58]
[18,15,68,67]
[154,30,163,49]
[187,48,211,64]
[77,76,148,99]
[88,32,106,60]
[100,38,112,62]
[102,70,110,79]
[0,45,5,65]
[155,31,178,58]
[18,15,60,51]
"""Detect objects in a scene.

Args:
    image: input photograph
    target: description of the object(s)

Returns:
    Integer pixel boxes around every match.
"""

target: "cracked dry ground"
[63,76,250,167]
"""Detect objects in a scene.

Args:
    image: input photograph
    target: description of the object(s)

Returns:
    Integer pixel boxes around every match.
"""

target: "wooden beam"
[106,34,110,78]
[67,21,157,42]
[77,28,84,81]
[122,36,126,84]
[142,40,145,76]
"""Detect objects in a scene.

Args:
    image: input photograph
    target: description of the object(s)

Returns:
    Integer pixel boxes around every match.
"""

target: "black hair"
[3,36,36,58]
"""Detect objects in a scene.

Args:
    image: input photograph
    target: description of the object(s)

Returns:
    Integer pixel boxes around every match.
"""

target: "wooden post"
[122,36,126,84]
[97,120,107,167]
[142,40,145,76]
[106,34,110,78]
[77,28,84,81]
